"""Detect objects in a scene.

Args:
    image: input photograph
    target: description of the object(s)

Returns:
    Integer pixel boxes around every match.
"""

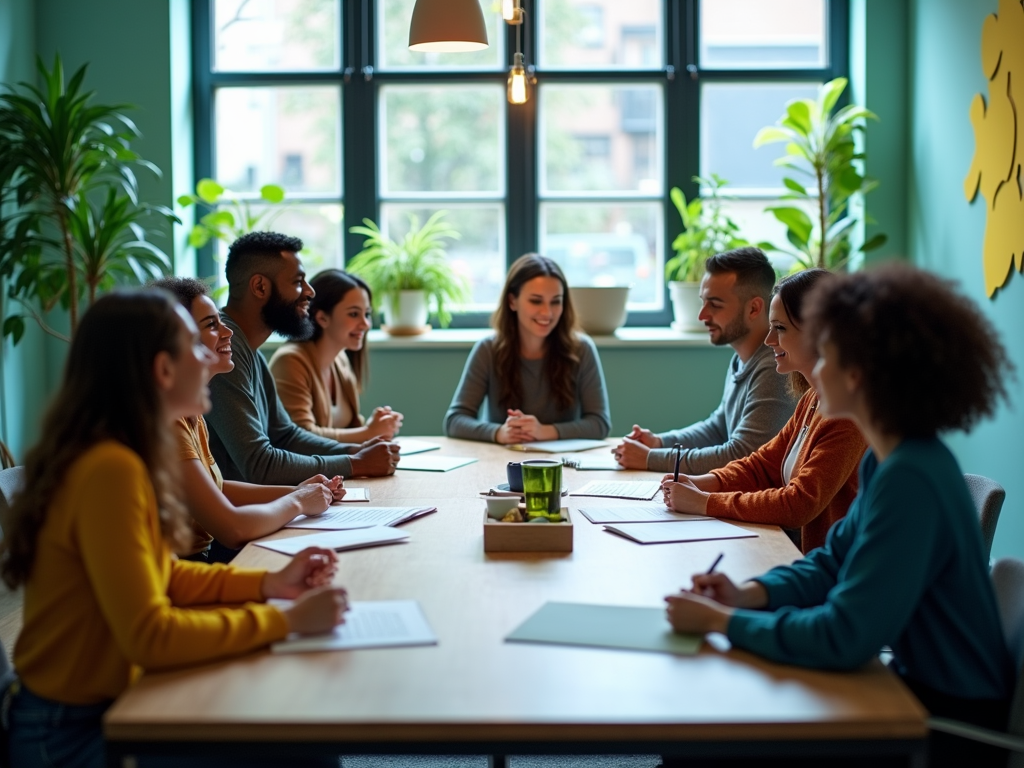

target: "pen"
[673,445,683,483]
[705,552,724,575]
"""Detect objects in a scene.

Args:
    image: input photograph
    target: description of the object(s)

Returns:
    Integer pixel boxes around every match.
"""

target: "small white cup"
[485,496,521,519]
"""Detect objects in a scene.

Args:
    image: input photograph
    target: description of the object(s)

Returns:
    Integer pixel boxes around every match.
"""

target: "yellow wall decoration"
[965,0,1024,297]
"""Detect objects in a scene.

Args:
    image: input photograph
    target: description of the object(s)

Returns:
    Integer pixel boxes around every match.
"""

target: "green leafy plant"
[347,211,470,328]
[665,175,751,283]
[176,178,290,249]
[753,77,886,271]
[0,55,177,343]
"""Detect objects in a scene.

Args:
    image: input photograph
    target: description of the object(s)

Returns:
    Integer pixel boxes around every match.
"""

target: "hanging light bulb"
[502,0,516,22]
[508,52,528,105]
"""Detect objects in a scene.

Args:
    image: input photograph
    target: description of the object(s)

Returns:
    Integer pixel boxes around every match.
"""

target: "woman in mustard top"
[2,291,349,768]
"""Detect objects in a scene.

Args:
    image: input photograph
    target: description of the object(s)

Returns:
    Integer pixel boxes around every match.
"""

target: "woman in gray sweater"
[444,254,611,443]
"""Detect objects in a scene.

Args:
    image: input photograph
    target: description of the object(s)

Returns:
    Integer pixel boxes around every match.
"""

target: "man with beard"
[612,247,795,472]
[206,231,400,486]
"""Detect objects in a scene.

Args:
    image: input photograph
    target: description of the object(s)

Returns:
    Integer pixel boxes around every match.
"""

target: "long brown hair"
[0,290,192,588]
[772,268,832,396]
[308,269,372,389]
[492,253,581,411]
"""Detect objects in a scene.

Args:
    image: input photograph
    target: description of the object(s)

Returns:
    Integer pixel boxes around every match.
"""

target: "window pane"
[715,198,812,273]
[539,0,663,69]
[378,0,503,70]
[213,203,344,285]
[700,0,826,69]
[700,82,819,193]
[215,86,341,195]
[380,85,504,196]
[379,204,505,309]
[214,0,340,72]
[540,203,662,309]
[541,84,663,195]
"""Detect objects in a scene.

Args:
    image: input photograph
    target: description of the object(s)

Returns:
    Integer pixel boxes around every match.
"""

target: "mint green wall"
[908,0,1023,560]
[360,345,734,437]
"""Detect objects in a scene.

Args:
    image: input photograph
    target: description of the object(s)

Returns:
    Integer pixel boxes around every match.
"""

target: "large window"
[195,0,847,322]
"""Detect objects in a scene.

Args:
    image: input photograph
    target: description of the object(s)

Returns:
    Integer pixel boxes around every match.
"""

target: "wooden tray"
[483,508,573,553]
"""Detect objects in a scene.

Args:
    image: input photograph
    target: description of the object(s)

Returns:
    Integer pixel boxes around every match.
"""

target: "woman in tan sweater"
[661,269,867,553]
[270,270,403,443]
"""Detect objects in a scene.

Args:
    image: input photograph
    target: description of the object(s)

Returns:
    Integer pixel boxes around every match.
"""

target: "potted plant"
[0,56,177,343]
[665,175,749,332]
[347,211,470,335]
[753,77,886,270]
[177,178,292,250]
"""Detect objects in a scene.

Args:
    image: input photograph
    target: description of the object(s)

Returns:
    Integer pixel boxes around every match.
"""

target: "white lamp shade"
[408,0,489,52]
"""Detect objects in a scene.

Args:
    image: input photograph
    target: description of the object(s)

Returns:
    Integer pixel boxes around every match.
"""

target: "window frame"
[193,0,849,327]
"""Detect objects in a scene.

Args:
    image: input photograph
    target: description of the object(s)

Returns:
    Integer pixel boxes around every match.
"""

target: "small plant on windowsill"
[347,211,470,335]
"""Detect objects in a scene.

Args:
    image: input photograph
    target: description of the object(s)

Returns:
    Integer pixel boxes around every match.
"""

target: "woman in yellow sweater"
[2,290,349,768]
[154,277,344,563]
[269,269,403,443]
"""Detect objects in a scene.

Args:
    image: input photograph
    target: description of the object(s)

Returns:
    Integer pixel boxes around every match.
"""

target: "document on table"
[254,526,409,555]
[508,438,609,453]
[562,455,623,471]
[272,600,437,654]
[604,519,757,545]
[337,487,369,502]
[395,439,441,456]
[570,480,662,500]
[506,601,701,656]
[578,505,709,524]
[286,506,436,530]
[396,455,477,472]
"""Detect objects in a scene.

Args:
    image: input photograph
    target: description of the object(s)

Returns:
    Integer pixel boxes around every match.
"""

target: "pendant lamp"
[408,0,489,52]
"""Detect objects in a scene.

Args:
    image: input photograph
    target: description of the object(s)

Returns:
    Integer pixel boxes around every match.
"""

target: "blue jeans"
[7,683,110,768]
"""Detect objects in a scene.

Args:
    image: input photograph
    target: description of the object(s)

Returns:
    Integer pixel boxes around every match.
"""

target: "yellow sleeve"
[75,445,289,671]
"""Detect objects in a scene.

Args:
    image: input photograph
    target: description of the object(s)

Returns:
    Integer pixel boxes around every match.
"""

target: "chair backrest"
[964,473,1005,561]
[0,466,25,541]
[992,558,1024,750]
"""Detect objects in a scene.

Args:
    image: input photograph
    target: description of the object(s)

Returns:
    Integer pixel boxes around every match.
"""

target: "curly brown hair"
[805,264,1012,438]
[492,253,581,411]
[0,290,192,588]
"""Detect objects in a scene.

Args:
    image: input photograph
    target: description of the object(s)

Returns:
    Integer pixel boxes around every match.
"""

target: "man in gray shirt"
[613,247,794,473]
[206,231,399,483]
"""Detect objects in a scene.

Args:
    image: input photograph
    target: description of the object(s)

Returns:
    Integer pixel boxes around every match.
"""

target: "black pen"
[673,444,683,483]
[705,552,724,575]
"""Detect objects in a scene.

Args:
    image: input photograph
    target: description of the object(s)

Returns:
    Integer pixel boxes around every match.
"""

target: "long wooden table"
[104,438,927,766]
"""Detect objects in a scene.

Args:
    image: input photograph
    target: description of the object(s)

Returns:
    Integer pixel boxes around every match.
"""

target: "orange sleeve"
[705,414,867,529]
[75,445,288,671]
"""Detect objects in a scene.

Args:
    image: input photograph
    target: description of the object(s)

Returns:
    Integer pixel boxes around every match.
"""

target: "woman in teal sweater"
[664,265,1015,768]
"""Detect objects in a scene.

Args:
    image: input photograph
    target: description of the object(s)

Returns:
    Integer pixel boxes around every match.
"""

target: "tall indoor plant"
[753,77,886,271]
[665,175,750,331]
[0,56,176,343]
[347,211,470,334]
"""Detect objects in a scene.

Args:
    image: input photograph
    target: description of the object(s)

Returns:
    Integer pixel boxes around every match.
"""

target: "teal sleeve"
[727,467,942,670]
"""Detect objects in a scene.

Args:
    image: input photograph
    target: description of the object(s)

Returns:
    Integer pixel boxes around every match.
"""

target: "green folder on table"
[505,601,702,656]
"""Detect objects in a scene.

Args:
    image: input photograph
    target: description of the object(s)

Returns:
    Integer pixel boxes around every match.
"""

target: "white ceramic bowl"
[569,286,630,336]
[484,496,521,519]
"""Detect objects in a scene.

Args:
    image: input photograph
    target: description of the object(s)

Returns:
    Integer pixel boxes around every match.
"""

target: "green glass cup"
[521,459,563,521]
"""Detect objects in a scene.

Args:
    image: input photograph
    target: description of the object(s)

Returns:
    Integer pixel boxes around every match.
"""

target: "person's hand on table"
[282,586,350,635]
[665,591,733,635]
[287,482,334,518]
[367,406,403,440]
[262,547,338,599]
[350,438,400,476]
[299,474,346,503]
[613,435,654,469]
[502,409,558,442]
[496,410,529,444]
[690,572,769,609]
[660,474,709,514]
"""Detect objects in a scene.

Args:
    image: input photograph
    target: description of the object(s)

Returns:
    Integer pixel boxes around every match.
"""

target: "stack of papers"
[286,506,436,530]
[397,455,477,472]
[578,505,708,524]
[255,526,410,555]
[562,455,623,471]
[570,480,662,500]
[394,439,441,456]
[272,600,437,654]
[604,520,757,545]
[509,438,609,453]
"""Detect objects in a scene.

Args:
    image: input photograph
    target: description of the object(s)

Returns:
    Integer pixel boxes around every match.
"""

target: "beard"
[709,313,749,347]
[261,283,314,341]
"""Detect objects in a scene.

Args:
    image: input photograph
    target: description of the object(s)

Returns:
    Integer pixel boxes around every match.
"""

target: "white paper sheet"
[604,520,757,545]
[336,487,369,502]
[272,600,437,654]
[395,439,442,456]
[396,455,477,472]
[254,526,409,555]
[578,506,711,524]
[286,506,435,530]
[570,480,662,500]
[509,438,609,453]
[563,455,623,471]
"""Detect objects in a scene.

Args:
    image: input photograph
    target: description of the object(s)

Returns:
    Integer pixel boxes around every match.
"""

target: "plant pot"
[668,281,704,332]
[383,290,430,335]
[570,286,630,336]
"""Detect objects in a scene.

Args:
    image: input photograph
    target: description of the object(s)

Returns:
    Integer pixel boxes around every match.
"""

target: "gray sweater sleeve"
[443,338,501,443]
[207,347,355,483]
[553,336,611,440]
[647,361,793,474]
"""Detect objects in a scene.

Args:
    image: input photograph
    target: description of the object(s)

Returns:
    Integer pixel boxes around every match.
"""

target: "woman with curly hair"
[443,253,611,444]
[664,264,1015,768]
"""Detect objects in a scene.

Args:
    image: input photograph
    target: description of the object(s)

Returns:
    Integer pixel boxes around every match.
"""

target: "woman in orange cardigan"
[661,269,866,553]
[3,291,348,768]
[269,269,403,443]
